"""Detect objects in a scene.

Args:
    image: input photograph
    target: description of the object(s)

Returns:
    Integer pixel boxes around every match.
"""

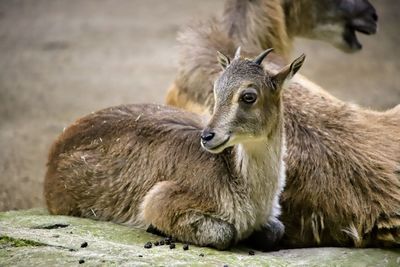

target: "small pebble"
[199,253,204,257]
[183,244,189,250]
[78,259,85,264]
[248,250,255,256]
[159,240,165,246]
[154,241,160,246]
[169,243,176,249]
[80,242,88,248]
[144,242,152,249]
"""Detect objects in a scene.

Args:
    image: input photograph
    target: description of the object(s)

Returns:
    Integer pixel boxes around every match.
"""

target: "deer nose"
[201,130,215,142]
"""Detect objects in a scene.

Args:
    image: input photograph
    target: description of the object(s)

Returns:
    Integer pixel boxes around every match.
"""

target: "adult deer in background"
[167,0,378,112]
[223,0,378,58]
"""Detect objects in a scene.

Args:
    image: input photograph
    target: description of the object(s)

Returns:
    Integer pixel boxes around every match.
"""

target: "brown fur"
[44,54,303,250]
[165,2,399,248]
[223,0,291,57]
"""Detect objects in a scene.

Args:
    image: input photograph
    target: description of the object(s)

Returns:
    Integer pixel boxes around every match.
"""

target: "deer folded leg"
[242,217,284,251]
[140,181,237,250]
[373,214,400,247]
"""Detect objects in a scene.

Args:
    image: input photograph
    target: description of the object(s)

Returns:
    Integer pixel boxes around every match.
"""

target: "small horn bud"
[253,48,274,65]
[234,46,241,60]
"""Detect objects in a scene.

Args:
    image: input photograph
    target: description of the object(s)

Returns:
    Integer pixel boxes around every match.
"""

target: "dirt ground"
[0,0,399,211]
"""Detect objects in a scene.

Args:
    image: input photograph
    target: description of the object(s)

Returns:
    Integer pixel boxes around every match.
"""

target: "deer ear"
[271,54,305,92]
[216,51,230,69]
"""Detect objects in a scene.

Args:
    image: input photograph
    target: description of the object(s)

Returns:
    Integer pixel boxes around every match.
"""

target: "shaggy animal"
[44,49,305,250]
[222,0,377,58]
[165,1,400,248]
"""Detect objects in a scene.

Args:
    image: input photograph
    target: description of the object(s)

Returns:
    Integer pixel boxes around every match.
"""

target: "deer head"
[201,48,305,153]
[285,0,378,52]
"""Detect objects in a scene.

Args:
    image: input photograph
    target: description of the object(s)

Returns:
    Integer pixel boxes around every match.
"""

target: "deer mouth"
[202,136,230,154]
[343,26,362,51]
[343,16,378,52]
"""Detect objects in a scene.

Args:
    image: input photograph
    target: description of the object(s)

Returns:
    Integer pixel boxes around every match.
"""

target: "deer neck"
[234,121,286,218]
[282,0,313,39]
[222,0,292,58]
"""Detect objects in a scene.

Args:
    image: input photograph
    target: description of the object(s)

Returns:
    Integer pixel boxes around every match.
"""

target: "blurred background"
[0,0,399,211]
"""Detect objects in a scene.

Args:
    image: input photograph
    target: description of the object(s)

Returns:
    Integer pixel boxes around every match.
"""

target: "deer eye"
[240,91,257,104]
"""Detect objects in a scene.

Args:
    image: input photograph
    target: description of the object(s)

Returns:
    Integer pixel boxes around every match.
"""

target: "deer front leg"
[140,181,237,250]
[243,217,284,251]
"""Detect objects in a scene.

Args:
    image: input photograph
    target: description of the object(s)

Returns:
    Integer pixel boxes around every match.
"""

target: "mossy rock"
[0,209,399,266]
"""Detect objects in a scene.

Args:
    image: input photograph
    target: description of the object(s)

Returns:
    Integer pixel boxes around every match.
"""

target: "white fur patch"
[231,133,285,239]
[342,223,362,247]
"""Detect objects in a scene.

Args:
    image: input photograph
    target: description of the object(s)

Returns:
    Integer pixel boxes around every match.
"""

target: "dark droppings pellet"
[37,223,69,229]
[154,241,160,246]
[79,259,85,264]
[169,243,176,249]
[138,255,143,258]
[164,237,171,245]
[223,265,229,267]
[159,240,165,246]
[248,250,255,256]
[144,242,152,249]
[183,244,189,250]
[80,242,88,248]
[199,253,204,257]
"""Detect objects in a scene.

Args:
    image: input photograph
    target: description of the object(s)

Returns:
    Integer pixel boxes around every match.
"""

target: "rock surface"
[1,209,399,266]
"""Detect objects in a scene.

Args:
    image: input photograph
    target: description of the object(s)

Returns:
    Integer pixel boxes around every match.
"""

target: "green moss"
[0,236,45,248]
[1,209,400,266]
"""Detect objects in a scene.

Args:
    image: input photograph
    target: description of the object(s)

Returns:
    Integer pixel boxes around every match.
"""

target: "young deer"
[165,0,400,248]
[44,49,305,250]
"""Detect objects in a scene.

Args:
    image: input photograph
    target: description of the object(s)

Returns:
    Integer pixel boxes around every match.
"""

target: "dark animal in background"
[222,0,377,58]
